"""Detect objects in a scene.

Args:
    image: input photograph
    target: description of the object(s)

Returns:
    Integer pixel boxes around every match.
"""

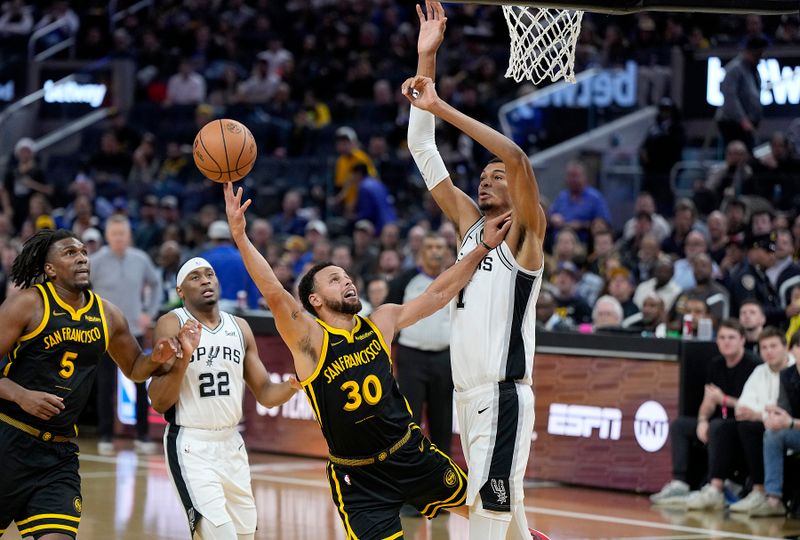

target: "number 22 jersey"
[165,307,246,430]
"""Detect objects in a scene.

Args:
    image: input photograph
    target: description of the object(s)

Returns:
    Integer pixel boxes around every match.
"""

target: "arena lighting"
[707,57,800,107]
[42,79,107,108]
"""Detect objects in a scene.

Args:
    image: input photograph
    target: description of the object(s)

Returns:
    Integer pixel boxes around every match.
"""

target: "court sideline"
[1,439,798,540]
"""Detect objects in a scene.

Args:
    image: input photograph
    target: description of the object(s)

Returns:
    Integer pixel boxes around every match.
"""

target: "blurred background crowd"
[0,0,798,337]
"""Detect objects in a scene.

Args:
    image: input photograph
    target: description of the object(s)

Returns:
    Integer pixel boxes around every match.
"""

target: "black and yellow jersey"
[0,282,109,437]
[302,315,413,457]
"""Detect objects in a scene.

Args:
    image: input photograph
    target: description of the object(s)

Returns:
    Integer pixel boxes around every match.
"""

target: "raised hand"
[152,336,183,364]
[401,75,438,111]
[417,0,447,55]
[224,182,252,239]
[483,210,513,248]
[18,389,64,420]
[177,319,201,359]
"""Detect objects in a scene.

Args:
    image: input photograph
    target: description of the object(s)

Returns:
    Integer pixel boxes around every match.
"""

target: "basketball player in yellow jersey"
[404,3,547,538]
[224,182,511,539]
[0,229,200,540]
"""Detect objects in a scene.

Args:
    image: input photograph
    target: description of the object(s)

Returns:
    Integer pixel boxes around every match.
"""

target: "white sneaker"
[650,480,690,504]
[749,496,786,517]
[686,484,725,511]
[97,440,115,456]
[729,490,765,513]
[134,439,157,455]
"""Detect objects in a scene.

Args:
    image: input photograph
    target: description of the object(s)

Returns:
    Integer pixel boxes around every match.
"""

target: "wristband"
[480,240,493,251]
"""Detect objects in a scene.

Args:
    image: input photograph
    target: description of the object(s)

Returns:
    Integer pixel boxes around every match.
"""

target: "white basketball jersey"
[166,307,246,429]
[450,218,543,392]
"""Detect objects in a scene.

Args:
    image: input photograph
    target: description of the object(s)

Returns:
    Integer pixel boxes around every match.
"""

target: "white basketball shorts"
[164,424,257,536]
[455,381,535,513]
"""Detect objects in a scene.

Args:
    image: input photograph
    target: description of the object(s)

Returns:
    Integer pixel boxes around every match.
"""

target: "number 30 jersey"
[302,316,413,457]
[165,307,246,430]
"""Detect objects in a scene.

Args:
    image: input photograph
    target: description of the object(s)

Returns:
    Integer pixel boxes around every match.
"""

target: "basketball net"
[502,5,584,84]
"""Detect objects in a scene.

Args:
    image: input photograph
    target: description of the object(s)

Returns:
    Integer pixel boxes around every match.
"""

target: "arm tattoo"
[291,310,299,320]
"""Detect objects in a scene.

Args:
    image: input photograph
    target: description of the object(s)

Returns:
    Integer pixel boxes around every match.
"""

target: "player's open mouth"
[201,289,214,297]
[344,289,357,299]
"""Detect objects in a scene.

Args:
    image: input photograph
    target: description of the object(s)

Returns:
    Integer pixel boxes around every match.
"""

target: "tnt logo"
[634,401,669,452]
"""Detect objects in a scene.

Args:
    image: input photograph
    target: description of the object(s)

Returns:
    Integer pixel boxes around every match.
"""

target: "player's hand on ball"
[402,76,438,111]
[224,182,251,240]
[19,389,64,420]
[177,319,202,359]
[482,210,513,249]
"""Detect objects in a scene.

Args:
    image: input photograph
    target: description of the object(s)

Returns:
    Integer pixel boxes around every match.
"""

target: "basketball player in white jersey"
[148,257,300,540]
[403,3,546,539]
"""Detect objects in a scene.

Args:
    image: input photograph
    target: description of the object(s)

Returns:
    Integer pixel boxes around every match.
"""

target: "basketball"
[192,119,257,182]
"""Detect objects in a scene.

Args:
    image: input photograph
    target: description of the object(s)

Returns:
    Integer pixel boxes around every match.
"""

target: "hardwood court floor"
[2,439,799,540]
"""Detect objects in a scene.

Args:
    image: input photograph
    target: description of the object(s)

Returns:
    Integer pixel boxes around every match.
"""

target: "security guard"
[729,233,800,328]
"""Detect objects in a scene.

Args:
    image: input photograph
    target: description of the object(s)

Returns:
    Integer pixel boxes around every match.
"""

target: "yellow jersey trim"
[304,384,323,427]
[383,532,403,540]
[315,316,362,344]
[15,513,80,526]
[362,317,392,366]
[95,293,109,351]
[329,463,359,539]
[19,284,50,342]
[421,447,467,516]
[18,523,78,536]
[46,282,94,321]
[300,327,329,386]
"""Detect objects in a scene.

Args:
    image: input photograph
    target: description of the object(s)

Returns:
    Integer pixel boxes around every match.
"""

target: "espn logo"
[546,403,622,440]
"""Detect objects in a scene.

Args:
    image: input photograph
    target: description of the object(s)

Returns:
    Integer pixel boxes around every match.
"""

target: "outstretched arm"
[409,1,480,236]
[240,317,300,408]
[224,183,321,379]
[371,211,511,334]
[105,301,200,382]
[404,76,545,240]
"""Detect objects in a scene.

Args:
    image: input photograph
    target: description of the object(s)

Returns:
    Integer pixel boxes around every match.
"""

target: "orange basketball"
[193,119,257,182]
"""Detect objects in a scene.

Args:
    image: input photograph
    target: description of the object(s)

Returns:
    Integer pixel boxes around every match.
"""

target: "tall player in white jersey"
[149,257,300,540]
[403,3,546,539]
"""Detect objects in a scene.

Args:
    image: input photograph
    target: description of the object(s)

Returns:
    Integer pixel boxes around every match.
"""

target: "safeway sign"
[707,56,800,107]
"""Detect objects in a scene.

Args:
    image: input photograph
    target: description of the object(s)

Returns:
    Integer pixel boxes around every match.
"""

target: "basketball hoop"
[460,0,799,85]
[502,5,584,85]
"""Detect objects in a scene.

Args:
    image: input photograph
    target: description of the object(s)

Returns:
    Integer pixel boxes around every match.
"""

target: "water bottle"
[682,314,694,339]
[697,318,713,341]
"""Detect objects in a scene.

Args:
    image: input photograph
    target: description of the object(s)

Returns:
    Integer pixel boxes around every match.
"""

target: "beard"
[324,296,362,315]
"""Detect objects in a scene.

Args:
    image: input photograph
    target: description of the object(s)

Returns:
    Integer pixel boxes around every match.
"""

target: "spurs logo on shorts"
[491,479,508,505]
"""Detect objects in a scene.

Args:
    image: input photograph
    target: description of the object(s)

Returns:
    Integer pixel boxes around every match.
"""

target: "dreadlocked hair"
[10,229,79,288]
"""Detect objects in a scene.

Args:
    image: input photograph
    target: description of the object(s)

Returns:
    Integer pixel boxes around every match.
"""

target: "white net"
[502,5,584,85]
